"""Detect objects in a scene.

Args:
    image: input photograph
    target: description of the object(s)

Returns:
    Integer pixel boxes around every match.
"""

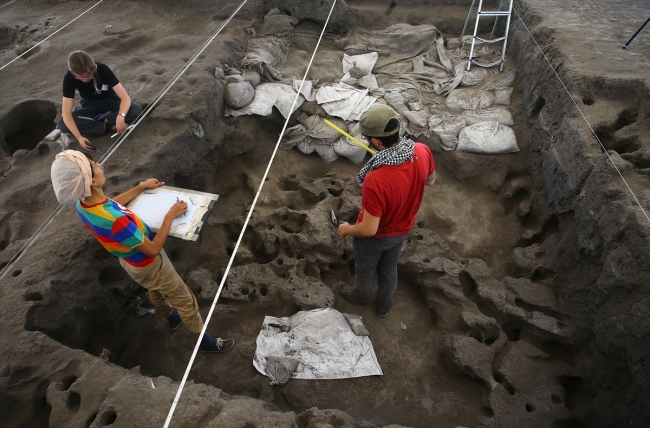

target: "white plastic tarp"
[316,82,377,121]
[253,308,383,380]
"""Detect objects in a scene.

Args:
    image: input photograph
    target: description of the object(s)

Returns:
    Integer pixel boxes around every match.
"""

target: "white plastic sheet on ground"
[225,82,304,119]
[253,308,383,380]
[316,82,377,121]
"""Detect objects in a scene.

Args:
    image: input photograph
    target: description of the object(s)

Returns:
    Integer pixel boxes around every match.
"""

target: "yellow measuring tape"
[323,119,376,156]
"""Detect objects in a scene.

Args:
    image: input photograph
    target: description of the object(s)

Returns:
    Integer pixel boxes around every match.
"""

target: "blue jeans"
[57,98,142,135]
[351,233,409,314]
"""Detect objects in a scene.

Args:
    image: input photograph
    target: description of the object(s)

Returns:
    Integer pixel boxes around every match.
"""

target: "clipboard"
[126,185,219,241]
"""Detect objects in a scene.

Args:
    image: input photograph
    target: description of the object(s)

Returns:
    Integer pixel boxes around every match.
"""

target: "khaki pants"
[120,249,203,335]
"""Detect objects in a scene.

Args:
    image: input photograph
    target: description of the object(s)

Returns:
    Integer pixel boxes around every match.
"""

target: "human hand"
[338,222,350,238]
[78,136,92,150]
[166,200,187,220]
[116,115,127,134]
[141,178,165,190]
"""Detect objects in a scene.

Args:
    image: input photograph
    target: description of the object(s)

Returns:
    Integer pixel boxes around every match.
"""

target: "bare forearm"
[425,171,436,186]
[149,215,174,255]
[119,97,131,116]
[62,111,83,140]
[113,183,145,206]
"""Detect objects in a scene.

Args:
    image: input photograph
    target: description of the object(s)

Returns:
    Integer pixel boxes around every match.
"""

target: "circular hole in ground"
[56,375,77,391]
[24,292,43,302]
[1,100,56,155]
[66,391,81,411]
[525,403,534,412]
[12,270,22,277]
[99,409,117,426]
[240,285,249,295]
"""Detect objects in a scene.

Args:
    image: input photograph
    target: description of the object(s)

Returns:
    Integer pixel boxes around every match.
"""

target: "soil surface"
[1,1,649,428]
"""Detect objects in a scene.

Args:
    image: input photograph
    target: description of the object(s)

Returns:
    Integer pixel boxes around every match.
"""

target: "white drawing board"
[127,186,219,241]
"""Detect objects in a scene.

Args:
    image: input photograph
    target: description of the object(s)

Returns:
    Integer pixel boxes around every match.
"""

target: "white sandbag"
[457,121,518,154]
[494,87,513,105]
[478,69,516,90]
[446,88,495,110]
[333,136,368,165]
[224,81,255,109]
[461,106,513,126]
[314,143,339,164]
[454,60,488,87]
[342,52,378,78]
[242,70,262,87]
[225,75,245,83]
[297,139,315,154]
[428,113,466,151]
[265,356,299,385]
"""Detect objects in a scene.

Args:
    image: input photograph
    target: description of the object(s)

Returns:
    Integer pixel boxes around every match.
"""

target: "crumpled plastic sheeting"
[253,308,383,380]
[338,23,440,69]
[225,82,304,119]
[316,83,377,121]
[241,9,299,81]
[241,36,291,81]
[260,7,299,37]
[292,79,317,102]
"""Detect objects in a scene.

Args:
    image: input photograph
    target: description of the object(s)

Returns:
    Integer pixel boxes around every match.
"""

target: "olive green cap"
[351,104,400,137]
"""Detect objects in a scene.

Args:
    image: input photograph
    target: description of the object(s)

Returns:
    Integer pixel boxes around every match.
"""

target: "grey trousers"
[351,233,409,314]
[57,97,142,135]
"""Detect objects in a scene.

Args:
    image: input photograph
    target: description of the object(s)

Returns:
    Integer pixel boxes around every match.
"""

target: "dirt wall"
[509,2,650,426]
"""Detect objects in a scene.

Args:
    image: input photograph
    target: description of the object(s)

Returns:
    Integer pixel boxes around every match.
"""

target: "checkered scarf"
[356,137,415,186]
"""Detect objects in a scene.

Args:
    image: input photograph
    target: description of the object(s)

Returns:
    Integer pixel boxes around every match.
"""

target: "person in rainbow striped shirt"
[50,150,234,353]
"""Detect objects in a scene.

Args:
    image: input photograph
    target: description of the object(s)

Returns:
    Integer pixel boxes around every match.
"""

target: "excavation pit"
[1,1,649,428]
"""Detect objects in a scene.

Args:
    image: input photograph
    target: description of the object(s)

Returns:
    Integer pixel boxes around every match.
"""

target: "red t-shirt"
[356,143,435,238]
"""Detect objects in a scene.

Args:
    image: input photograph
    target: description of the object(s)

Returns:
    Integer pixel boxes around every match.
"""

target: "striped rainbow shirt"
[76,197,155,267]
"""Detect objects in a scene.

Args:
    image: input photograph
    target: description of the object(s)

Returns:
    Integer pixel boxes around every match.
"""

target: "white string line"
[98,0,247,163]
[0,0,17,10]
[0,1,247,279]
[512,6,650,224]
[0,0,104,71]
[162,1,339,426]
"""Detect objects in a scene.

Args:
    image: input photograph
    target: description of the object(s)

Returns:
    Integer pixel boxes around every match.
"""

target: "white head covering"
[50,150,93,205]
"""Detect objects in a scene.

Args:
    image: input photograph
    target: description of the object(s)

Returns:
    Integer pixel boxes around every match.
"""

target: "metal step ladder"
[460,0,513,72]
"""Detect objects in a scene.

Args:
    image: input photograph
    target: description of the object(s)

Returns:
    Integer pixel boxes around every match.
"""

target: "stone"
[512,244,550,278]
[186,268,220,300]
[443,335,498,390]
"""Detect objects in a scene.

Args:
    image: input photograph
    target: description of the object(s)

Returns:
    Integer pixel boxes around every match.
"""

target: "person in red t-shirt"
[337,105,435,317]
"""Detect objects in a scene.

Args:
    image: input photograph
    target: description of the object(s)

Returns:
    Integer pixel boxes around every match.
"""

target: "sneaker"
[199,337,235,353]
[337,282,367,309]
[167,310,181,331]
